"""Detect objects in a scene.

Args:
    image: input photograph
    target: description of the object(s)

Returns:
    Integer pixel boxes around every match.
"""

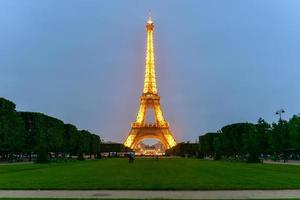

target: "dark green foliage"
[77,152,84,161]
[36,147,49,163]
[199,132,217,157]
[289,115,300,150]
[0,97,101,162]
[211,123,262,162]
[76,130,101,160]
[19,112,65,162]
[0,98,25,159]
[255,118,271,154]
[166,142,199,157]
[220,123,255,156]
[77,130,90,160]
[271,120,290,154]
[244,119,270,163]
[198,115,300,163]
[45,115,65,155]
[63,124,79,157]
[19,112,38,156]
[166,115,300,163]
[90,134,101,155]
[100,143,130,153]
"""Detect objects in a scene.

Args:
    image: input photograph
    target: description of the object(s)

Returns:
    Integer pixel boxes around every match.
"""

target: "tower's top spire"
[147,15,152,24]
[147,10,152,24]
[143,13,157,94]
[146,14,154,31]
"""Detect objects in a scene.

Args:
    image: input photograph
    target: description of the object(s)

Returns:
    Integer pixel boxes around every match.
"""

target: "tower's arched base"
[125,126,176,150]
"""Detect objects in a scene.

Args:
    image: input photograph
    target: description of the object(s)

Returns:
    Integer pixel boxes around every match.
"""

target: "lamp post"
[275,109,287,162]
[275,109,285,121]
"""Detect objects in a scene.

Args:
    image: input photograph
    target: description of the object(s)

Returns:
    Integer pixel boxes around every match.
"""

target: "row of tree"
[165,142,199,157]
[199,116,300,162]
[166,115,300,162]
[0,97,101,162]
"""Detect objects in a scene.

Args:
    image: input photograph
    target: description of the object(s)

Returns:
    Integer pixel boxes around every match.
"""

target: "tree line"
[0,97,101,163]
[199,116,300,162]
[166,115,300,163]
[165,142,199,157]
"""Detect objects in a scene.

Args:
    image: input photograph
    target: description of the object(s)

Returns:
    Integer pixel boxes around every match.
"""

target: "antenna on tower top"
[147,10,152,24]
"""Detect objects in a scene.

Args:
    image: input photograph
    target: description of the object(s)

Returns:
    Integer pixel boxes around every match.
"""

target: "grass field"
[1,158,300,190]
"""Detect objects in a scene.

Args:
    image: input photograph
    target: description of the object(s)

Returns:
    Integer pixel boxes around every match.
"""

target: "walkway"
[264,160,300,166]
[1,190,300,199]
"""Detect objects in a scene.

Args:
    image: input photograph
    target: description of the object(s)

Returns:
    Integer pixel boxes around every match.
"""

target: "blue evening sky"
[1,0,300,142]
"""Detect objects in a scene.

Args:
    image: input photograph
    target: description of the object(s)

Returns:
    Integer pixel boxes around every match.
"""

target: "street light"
[275,109,285,121]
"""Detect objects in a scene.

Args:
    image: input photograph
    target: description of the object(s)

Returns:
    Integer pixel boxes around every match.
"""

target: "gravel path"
[1,189,300,199]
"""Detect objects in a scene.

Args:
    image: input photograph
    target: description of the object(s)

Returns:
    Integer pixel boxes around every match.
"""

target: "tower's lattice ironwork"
[124,16,176,150]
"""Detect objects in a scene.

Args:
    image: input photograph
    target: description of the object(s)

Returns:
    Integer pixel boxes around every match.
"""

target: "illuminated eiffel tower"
[124,16,176,150]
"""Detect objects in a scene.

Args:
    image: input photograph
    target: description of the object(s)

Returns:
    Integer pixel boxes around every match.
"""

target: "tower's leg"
[161,129,176,148]
[154,103,166,125]
[135,102,146,125]
[124,129,138,148]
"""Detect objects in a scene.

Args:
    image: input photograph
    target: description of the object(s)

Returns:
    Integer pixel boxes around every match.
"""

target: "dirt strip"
[0,189,300,199]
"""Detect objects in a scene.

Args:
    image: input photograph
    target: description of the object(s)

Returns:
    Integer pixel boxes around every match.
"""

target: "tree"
[165,142,198,157]
[288,115,300,150]
[20,112,64,162]
[215,123,258,162]
[1,97,102,163]
[45,116,64,157]
[255,118,271,155]
[213,135,223,160]
[77,130,91,160]
[19,112,38,160]
[241,123,262,163]
[270,120,289,156]
[0,98,25,160]
[20,112,49,163]
[199,133,217,157]
[63,124,79,157]
[90,134,101,158]
[220,123,254,158]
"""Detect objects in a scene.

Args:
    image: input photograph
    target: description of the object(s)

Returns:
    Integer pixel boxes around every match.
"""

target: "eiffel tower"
[124,16,176,150]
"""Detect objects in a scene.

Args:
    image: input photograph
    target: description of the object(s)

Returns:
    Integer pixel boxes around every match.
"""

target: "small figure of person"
[128,153,131,163]
[131,152,135,163]
[128,152,135,163]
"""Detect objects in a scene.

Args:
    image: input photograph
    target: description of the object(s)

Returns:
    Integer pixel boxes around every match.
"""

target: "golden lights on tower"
[143,15,157,95]
[124,16,177,150]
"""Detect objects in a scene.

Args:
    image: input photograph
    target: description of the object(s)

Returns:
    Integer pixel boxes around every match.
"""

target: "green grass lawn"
[1,158,300,190]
